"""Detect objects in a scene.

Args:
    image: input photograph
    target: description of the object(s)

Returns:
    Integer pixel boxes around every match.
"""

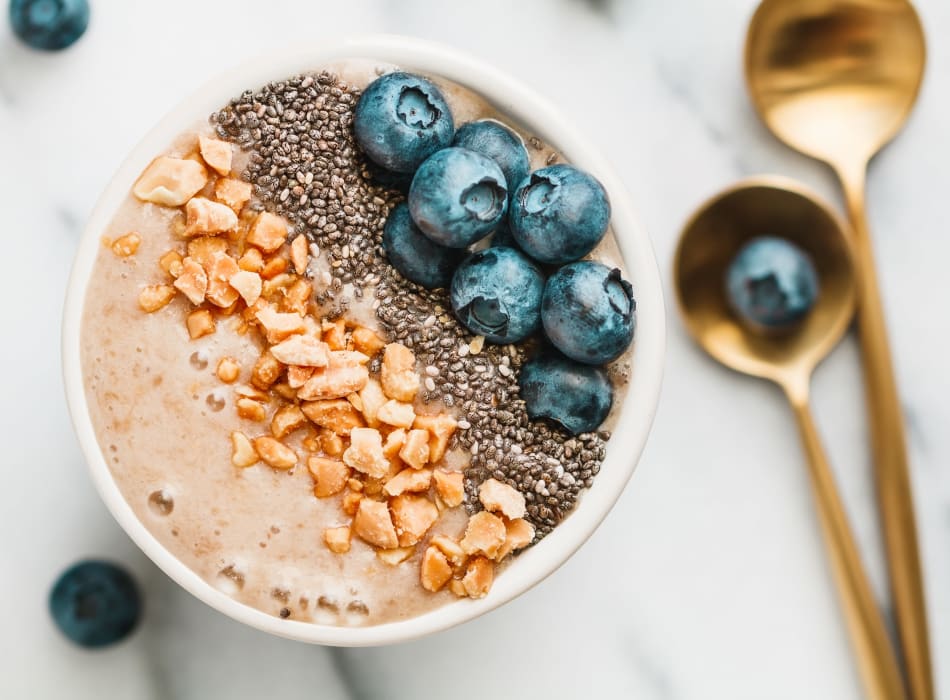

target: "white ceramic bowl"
[62,35,665,646]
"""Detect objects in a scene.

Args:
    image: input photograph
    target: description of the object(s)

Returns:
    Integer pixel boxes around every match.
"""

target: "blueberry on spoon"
[10,0,89,51]
[49,560,142,648]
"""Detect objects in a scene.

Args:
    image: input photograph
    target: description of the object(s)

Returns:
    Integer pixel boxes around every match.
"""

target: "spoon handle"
[785,384,907,700]
[838,165,934,700]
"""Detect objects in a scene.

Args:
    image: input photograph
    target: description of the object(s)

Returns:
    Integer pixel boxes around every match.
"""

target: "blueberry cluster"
[355,72,637,435]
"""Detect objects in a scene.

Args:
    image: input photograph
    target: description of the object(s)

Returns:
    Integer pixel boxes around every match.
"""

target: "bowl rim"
[61,33,666,646]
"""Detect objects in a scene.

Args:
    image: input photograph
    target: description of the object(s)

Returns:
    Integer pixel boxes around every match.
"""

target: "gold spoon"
[674,178,905,700]
[745,4,931,699]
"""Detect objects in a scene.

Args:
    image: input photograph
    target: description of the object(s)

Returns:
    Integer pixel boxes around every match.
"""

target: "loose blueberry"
[509,164,610,264]
[49,560,142,648]
[10,0,89,51]
[452,119,530,193]
[353,72,454,174]
[450,247,544,344]
[541,261,635,365]
[409,147,508,248]
[725,236,820,330]
[519,350,613,435]
[383,202,466,289]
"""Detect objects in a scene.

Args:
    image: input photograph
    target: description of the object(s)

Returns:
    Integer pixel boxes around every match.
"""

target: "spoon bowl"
[674,177,855,388]
[745,0,926,167]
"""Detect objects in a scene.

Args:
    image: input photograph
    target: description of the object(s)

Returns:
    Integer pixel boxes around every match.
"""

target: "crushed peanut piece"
[269,335,329,368]
[308,456,350,498]
[111,232,141,257]
[390,494,439,547]
[183,197,238,237]
[230,431,258,468]
[462,556,494,598]
[287,365,315,388]
[448,578,468,598]
[420,546,453,592]
[377,547,415,566]
[216,357,240,383]
[186,309,215,339]
[186,236,228,268]
[133,156,207,206]
[290,235,309,275]
[433,470,465,507]
[138,284,176,313]
[413,413,458,464]
[284,278,312,316]
[254,304,305,344]
[430,535,467,566]
[398,429,430,470]
[271,404,307,439]
[322,319,347,350]
[352,499,398,549]
[173,257,208,305]
[297,363,368,401]
[213,177,253,213]
[377,400,416,429]
[342,428,388,478]
[259,257,288,280]
[383,429,407,459]
[380,343,419,402]
[198,134,233,176]
[253,436,297,469]
[237,247,264,272]
[478,478,527,520]
[497,518,536,561]
[460,511,506,558]
[247,211,288,253]
[323,526,351,554]
[229,270,262,306]
[251,351,283,390]
[341,490,363,516]
[358,379,387,428]
[203,252,241,307]
[301,399,365,435]
[236,398,267,422]
[320,428,345,457]
[384,468,432,496]
[159,250,184,277]
[351,327,386,356]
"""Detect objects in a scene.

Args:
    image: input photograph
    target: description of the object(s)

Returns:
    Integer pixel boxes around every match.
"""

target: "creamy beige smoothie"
[80,61,630,626]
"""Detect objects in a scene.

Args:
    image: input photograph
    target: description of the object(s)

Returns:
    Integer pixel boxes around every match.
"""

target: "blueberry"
[452,119,530,192]
[520,350,613,435]
[353,72,454,174]
[10,0,89,51]
[725,236,820,330]
[383,202,466,289]
[541,261,635,365]
[409,147,508,248]
[490,218,522,251]
[49,560,142,648]
[450,247,544,344]
[509,164,610,264]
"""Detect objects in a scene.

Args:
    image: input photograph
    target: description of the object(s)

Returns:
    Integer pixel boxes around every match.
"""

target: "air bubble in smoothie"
[216,564,246,594]
[205,390,226,412]
[147,489,174,516]
[189,350,209,370]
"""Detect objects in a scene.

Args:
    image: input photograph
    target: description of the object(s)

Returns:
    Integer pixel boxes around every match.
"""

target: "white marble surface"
[2,0,948,697]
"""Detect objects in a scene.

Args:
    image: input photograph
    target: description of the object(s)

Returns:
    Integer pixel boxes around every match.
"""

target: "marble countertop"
[3,0,948,697]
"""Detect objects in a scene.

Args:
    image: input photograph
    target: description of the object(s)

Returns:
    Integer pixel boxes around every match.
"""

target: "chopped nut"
[381,343,419,402]
[433,470,465,507]
[183,197,238,237]
[186,308,215,339]
[297,363,369,401]
[111,232,141,257]
[213,177,253,213]
[238,247,264,272]
[384,468,432,496]
[261,272,294,299]
[253,436,297,469]
[358,379,387,428]
[322,319,347,350]
[323,526,351,554]
[133,156,207,206]
[389,494,439,547]
[203,252,241,308]
[216,357,240,383]
[413,413,458,464]
[272,382,296,401]
[347,392,364,414]
[383,429,407,459]
[269,335,329,368]
[159,250,184,277]
[398,429,430,470]
[430,535,467,566]
[497,518,536,561]
[352,499,398,549]
[462,556,494,598]
[351,327,386,356]
[320,428,345,457]
[229,270,262,306]
[173,257,208,305]
[301,399,365,435]
[198,134,233,176]
[236,398,267,422]
[247,212,288,253]
[287,365,315,388]
[234,384,269,402]
[230,431,258,468]
[341,490,363,516]
[347,478,364,492]
[255,304,305,344]
[308,456,350,498]
[290,235,309,275]
[251,351,283,390]
[271,404,307,439]
[469,336,485,355]
[259,256,288,280]
[460,511,506,558]
[284,278,312,315]
[186,236,228,268]
[377,547,415,566]
[342,427,388,478]
[478,478,527,520]
[138,284,176,313]
[448,578,468,598]
[329,350,370,367]
[420,546,453,592]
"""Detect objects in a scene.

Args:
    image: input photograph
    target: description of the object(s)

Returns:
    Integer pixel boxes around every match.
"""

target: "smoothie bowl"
[61,35,665,646]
